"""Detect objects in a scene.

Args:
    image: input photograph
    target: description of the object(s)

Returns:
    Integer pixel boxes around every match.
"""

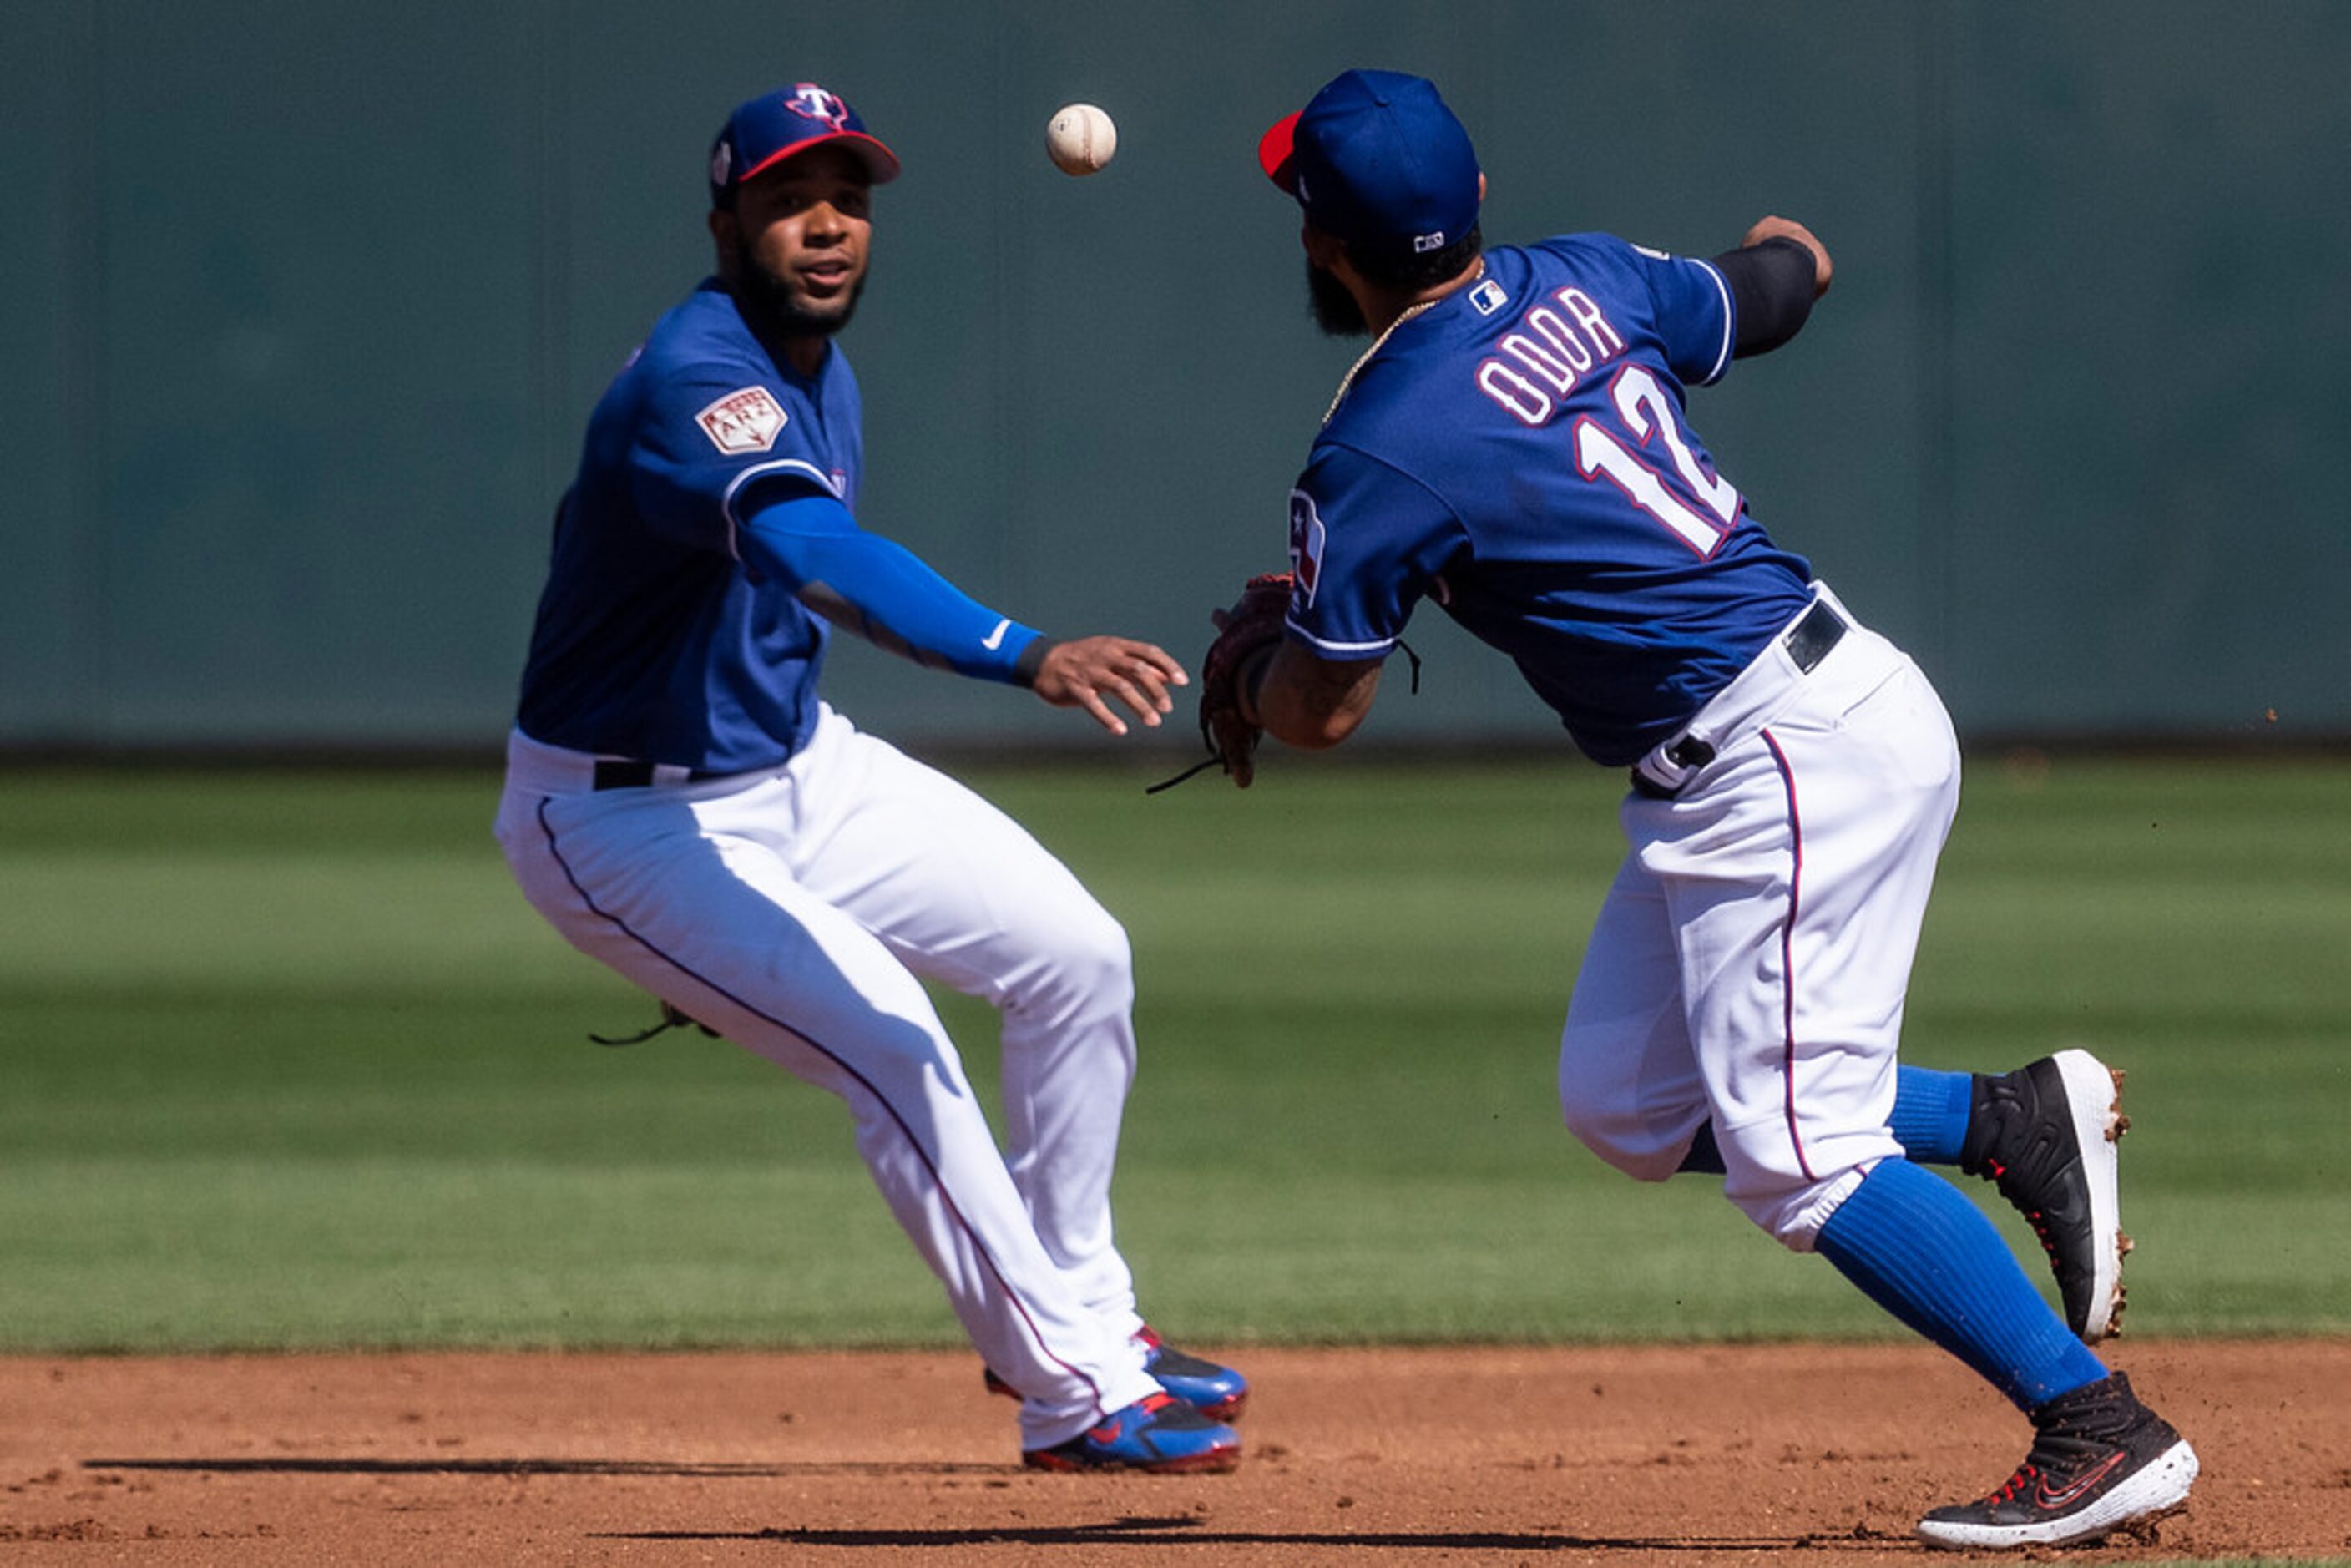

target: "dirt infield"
[3,1340,2342,1565]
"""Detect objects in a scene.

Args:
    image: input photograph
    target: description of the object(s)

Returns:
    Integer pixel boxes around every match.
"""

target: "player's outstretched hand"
[1741,215,1832,297]
[1032,635,1189,736]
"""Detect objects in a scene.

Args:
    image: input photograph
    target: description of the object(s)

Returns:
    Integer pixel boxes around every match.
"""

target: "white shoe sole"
[2050,1048,2127,1343]
[1917,1437,2197,1550]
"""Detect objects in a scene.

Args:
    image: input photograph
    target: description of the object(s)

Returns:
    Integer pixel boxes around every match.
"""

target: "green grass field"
[3,754,2344,1353]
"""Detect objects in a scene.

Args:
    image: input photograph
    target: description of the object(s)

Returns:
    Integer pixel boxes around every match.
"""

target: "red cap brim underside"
[738,129,902,187]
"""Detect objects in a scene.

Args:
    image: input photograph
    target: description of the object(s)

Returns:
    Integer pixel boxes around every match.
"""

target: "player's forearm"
[1250,641,1382,750]
[1713,223,1830,360]
[741,494,1043,683]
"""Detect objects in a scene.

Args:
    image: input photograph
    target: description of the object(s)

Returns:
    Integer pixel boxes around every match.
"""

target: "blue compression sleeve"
[741,492,1044,684]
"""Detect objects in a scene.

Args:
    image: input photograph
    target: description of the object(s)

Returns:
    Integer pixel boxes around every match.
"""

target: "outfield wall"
[4,3,2343,749]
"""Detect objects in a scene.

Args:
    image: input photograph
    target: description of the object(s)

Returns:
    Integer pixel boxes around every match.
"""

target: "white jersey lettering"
[1499,332,1579,396]
[1477,359,1555,427]
[1559,287,1625,357]
[1527,306,1595,373]
[1475,289,1627,426]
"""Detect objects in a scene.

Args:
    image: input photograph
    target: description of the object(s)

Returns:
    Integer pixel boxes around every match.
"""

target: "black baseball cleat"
[1960,1049,2130,1343]
[1917,1371,2197,1550]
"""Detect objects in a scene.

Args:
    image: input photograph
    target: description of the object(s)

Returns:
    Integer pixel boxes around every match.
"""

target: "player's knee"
[1074,900,1134,976]
[1059,900,1133,990]
[1557,1046,1702,1183]
[1558,1093,1683,1185]
[1014,900,1135,1019]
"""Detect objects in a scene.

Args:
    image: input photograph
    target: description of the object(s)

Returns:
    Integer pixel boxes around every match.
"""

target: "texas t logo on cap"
[708,80,901,206]
[786,83,850,130]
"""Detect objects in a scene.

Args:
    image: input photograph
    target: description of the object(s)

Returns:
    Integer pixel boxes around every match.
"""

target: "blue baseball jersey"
[517,279,857,771]
[1286,234,1818,766]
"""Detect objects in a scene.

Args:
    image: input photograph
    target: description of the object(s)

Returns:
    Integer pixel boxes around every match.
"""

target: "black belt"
[1780,597,1846,675]
[1629,599,1848,800]
[592,758,722,791]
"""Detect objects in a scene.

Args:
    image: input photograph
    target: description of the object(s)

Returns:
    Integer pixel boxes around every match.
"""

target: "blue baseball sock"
[1815,1156,2106,1409]
[1687,1065,1973,1176]
[1887,1065,1974,1164]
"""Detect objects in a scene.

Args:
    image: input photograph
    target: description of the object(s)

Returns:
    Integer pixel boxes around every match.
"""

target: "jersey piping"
[1692,259,1735,387]
[721,457,848,549]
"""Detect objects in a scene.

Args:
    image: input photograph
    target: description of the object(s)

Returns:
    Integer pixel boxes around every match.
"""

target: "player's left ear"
[707,206,741,271]
[1478,171,1487,202]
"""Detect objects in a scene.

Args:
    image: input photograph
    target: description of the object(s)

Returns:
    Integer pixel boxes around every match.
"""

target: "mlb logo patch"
[1287,489,1326,606]
[1469,278,1508,316]
[696,386,788,454]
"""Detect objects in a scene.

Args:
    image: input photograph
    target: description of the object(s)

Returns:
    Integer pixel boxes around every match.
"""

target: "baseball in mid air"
[1045,104,1117,175]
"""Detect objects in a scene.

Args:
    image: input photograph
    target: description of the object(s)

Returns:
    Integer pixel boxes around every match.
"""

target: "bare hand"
[1742,215,1832,297]
[1031,635,1189,736]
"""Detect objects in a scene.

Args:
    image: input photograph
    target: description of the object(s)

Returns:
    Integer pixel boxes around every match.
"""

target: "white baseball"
[1045,104,1117,176]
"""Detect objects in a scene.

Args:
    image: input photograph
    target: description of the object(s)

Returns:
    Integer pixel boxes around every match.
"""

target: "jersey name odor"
[1474,286,1628,427]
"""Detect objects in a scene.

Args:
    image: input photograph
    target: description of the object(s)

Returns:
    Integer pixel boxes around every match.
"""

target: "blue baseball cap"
[710,83,901,206]
[1257,70,1480,258]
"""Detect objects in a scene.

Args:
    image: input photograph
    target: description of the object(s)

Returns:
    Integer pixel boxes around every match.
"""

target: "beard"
[1305,255,1368,337]
[734,239,868,339]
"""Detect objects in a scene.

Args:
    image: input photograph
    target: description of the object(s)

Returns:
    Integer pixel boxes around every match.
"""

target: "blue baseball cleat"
[1021,1392,1242,1474]
[1134,1326,1250,1421]
[985,1327,1250,1422]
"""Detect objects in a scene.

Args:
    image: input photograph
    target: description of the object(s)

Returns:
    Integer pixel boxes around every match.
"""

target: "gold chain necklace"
[1320,261,1484,427]
[1322,298,1437,427]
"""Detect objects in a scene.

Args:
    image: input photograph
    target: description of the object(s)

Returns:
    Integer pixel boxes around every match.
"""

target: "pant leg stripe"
[1758,732,1818,1182]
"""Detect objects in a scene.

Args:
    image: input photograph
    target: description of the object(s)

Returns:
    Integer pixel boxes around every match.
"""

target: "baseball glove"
[1196,571,1293,790]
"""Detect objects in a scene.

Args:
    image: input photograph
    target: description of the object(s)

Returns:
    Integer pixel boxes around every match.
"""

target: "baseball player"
[1196,69,2195,1545]
[493,82,1243,1474]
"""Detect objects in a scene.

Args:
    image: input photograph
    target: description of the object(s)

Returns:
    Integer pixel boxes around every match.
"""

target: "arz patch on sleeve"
[696,387,789,454]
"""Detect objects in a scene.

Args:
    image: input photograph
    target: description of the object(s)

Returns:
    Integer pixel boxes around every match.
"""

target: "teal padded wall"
[3,3,2343,750]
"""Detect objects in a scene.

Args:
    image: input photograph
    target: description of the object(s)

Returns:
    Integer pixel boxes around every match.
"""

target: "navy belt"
[592,758,724,791]
[1629,600,1848,801]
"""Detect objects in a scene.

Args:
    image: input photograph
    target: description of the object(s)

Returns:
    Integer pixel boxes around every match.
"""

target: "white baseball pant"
[1560,584,1962,1247]
[494,704,1160,1447]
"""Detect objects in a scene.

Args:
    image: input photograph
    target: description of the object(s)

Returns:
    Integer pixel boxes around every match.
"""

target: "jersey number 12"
[1570,365,1742,557]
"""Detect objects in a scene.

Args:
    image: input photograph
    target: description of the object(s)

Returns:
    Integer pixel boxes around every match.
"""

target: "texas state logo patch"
[696,387,788,454]
[1287,489,1326,606]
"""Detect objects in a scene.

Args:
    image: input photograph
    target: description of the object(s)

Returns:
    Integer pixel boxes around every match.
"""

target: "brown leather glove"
[1196,572,1293,788]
